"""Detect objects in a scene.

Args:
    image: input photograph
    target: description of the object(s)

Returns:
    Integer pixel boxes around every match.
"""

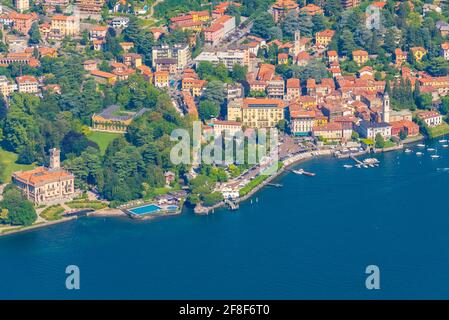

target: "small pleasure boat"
[416,152,423,156]
[417,144,425,148]
[405,148,412,153]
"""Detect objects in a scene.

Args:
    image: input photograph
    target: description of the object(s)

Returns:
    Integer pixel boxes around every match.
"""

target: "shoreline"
[195,135,428,214]
[0,135,430,235]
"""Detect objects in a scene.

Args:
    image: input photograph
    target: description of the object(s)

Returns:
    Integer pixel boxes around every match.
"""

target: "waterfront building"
[390,120,419,137]
[417,111,443,127]
[358,120,392,139]
[241,98,285,128]
[312,122,352,141]
[207,119,242,136]
[91,105,148,133]
[289,108,315,136]
[12,149,75,205]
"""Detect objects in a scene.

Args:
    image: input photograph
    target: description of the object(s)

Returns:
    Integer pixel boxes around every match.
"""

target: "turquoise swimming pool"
[128,204,179,215]
[129,204,162,215]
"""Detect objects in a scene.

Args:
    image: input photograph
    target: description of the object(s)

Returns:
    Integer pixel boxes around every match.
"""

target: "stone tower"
[49,148,61,170]
[382,91,390,123]
[293,30,301,56]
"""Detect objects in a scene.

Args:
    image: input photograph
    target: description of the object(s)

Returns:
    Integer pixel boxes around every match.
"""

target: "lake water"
[1,139,449,299]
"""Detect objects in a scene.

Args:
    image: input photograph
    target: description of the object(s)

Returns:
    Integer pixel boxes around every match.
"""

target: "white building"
[358,121,392,139]
[417,111,443,127]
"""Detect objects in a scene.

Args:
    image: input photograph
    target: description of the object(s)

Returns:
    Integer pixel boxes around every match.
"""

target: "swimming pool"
[128,204,180,215]
[129,204,162,215]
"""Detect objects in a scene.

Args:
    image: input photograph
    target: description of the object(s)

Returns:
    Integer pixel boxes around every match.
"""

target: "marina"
[2,139,449,299]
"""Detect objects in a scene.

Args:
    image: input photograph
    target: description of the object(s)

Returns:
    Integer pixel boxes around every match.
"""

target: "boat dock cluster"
[405,140,447,159]
[345,155,380,169]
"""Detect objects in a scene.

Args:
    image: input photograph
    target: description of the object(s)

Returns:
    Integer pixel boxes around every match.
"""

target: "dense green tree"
[0,186,37,226]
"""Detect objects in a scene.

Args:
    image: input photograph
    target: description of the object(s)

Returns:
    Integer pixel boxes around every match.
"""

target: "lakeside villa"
[12,148,75,205]
[91,105,148,133]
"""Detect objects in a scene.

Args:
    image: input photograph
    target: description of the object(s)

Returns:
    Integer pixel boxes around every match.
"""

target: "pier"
[224,199,239,210]
[350,155,364,166]
[267,183,283,187]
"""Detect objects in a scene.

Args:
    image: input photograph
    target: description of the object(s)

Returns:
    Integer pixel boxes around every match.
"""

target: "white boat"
[443,145,449,148]
[343,164,353,168]
[431,155,440,159]
[427,148,436,152]
[292,169,303,175]
[405,148,412,153]
[416,152,423,156]
[439,139,447,143]
[417,144,425,147]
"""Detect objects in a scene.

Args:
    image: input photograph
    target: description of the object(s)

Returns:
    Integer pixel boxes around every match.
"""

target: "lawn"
[40,205,65,221]
[87,131,122,155]
[427,121,449,139]
[0,148,36,183]
[66,200,108,210]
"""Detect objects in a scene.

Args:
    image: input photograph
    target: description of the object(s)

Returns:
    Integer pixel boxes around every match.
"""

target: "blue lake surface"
[1,139,449,299]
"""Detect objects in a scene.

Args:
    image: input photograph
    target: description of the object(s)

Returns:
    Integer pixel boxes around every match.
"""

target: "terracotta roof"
[13,167,73,186]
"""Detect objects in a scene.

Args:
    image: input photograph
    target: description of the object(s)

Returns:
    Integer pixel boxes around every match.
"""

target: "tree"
[339,29,357,56]
[28,22,41,45]
[251,12,275,39]
[231,64,247,83]
[0,186,37,226]
[61,131,98,158]
[375,133,385,149]
[198,100,220,120]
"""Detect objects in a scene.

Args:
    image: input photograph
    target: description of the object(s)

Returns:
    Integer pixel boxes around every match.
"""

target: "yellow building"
[12,149,75,205]
[50,14,79,38]
[154,71,170,88]
[241,98,285,128]
[352,50,369,66]
[91,105,148,133]
[410,47,427,62]
[90,70,117,85]
[315,29,335,47]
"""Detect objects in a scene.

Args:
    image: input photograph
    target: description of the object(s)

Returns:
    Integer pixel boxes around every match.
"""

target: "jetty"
[350,155,364,166]
[224,199,239,210]
[267,183,283,187]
